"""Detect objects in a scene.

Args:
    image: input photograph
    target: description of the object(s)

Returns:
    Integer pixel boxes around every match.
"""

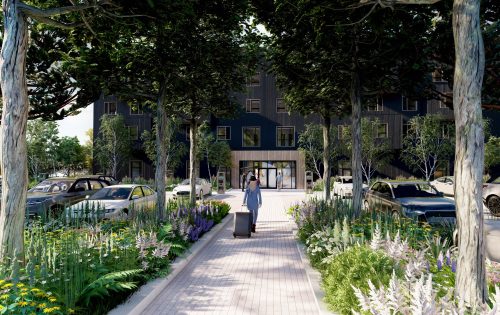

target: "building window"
[376,123,388,138]
[246,99,261,113]
[130,160,143,179]
[277,127,295,147]
[402,96,418,111]
[338,125,349,140]
[217,126,231,140]
[130,104,143,115]
[276,98,287,113]
[338,160,351,176]
[128,126,139,140]
[402,120,411,138]
[367,97,383,111]
[242,127,260,147]
[104,102,117,115]
[247,72,260,86]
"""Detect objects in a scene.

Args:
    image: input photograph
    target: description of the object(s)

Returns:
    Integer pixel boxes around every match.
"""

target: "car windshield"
[341,178,353,184]
[30,180,74,193]
[489,177,500,184]
[180,179,190,185]
[392,183,440,198]
[90,187,132,200]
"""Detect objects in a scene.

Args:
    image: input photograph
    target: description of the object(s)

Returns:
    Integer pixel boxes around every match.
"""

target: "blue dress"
[243,185,262,224]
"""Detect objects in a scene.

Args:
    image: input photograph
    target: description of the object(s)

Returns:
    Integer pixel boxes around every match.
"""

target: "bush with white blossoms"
[136,231,172,271]
[353,271,500,315]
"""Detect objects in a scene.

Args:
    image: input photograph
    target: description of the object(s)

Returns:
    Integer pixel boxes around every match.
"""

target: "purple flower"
[437,259,442,271]
[446,250,451,266]
[426,261,430,272]
[451,260,457,273]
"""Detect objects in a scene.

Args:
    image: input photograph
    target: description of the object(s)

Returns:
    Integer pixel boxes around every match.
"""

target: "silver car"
[430,176,455,197]
[172,178,212,199]
[484,176,500,216]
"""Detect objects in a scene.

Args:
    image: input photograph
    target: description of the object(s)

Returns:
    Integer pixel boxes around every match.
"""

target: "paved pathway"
[142,190,320,315]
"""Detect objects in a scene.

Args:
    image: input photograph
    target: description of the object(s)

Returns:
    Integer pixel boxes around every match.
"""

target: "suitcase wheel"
[233,233,236,238]
[248,233,251,237]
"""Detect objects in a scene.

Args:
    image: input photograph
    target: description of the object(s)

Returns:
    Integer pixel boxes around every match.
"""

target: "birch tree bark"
[351,64,363,216]
[322,115,332,200]
[452,0,487,304]
[0,0,30,263]
[155,85,167,221]
[189,118,198,205]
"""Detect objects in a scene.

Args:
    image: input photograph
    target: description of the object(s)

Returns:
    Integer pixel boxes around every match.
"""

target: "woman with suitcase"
[243,175,262,233]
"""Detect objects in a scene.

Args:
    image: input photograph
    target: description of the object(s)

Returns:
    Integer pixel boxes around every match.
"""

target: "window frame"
[367,97,383,112]
[104,102,117,115]
[276,98,287,113]
[242,126,261,147]
[130,160,143,179]
[216,126,231,141]
[127,125,139,140]
[402,96,418,111]
[376,123,388,139]
[245,99,261,113]
[129,104,144,115]
[276,126,295,147]
[246,72,261,86]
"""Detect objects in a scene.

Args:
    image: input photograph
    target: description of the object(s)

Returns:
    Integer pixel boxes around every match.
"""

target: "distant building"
[93,71,500,188]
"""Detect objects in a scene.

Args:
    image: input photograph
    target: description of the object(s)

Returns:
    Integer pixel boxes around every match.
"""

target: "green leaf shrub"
[322,246,400,314]
[0,280,67,314]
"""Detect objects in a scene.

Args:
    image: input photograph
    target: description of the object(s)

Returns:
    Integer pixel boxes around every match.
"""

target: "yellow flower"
[30,301,36,307]
[16,283,25,288]
[48,297,57,303]
[20,292,28,297]
[38,303,47,308]
[18,301,28,307]
[31,288,40,293]
[0,305,4,310]
[0,280,5,285]
[21,287,28,292]
[1,283,13,289]
[0,294,8,300]
[68,308,75,314]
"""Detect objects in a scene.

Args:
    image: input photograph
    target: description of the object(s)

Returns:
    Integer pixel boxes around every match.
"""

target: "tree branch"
[29,16,84,29]
[18,2,98,18]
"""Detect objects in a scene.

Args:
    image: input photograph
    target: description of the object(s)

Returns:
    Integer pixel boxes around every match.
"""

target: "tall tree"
[82,128,93,171]
[94,114,130,179]
[401,115,454,181]
[342,118,392,186]
[0,0,135,263]
[197,122,216,183]
[209,141,232,176]
[27,119,59,178]
[56,136,84,176]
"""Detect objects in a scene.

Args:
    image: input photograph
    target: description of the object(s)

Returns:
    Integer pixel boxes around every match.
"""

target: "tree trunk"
[452,0,487,305]
[155,85,167,221]
[189,119,198,205]
[206,148,212,184]
[0,0,30,264]
[351,69,363,216]
[322,115,331,200]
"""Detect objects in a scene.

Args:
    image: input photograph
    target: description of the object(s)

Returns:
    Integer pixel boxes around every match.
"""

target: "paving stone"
[141,191,319,315]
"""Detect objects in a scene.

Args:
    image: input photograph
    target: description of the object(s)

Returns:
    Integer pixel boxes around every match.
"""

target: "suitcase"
[233,206,252,238]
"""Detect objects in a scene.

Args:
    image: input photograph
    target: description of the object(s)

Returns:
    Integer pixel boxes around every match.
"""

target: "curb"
[109,213,234,315]
[291,220,336,315]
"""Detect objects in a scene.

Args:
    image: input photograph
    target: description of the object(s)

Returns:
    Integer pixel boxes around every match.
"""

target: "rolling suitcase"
[233,206,252,238]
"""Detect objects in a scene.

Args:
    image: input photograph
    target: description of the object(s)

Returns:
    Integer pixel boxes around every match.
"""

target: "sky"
[57,104,93,144]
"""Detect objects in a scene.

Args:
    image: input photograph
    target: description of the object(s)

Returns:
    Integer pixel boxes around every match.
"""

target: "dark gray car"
[27,177,110,217]
[364,181,456,224]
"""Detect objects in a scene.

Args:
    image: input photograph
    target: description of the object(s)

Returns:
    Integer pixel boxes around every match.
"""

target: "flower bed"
[289,199,500,314]
[0,200,230,314]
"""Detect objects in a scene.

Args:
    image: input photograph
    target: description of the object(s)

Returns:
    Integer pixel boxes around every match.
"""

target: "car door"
[130,186,146,210]
[365,182,381,208]
[64,179,91,206]
[142,186,156,209]
[374,183,394,212]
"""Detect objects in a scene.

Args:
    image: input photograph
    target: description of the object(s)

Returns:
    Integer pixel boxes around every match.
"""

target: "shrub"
[322,246,400,314]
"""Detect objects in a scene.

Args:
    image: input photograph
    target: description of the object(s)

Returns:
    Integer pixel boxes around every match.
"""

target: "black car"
[27,177,110,217]
[364,181,456,224]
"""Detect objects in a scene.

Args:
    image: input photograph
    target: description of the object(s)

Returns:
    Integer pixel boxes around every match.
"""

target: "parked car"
[364,180,456,224]
[332,176,368,198]
[26,177,110,217]
[430,176,455,197]
[88,175,118,185]
[172,178,212,199]
[67,184,157,219]
[483,176,500,216]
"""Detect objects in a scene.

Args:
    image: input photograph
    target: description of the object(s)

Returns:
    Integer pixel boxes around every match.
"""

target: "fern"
[158,223,175,242]
[77,269,143,307]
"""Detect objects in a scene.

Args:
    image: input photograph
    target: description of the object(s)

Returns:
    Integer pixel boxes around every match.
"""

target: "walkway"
[140,190,320,315]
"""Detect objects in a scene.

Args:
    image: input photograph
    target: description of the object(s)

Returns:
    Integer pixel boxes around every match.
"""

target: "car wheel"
[487,195,500,216]
[49,205,64,219]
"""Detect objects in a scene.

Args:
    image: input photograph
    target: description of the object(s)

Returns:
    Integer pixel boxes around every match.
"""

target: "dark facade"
[93,73,500,187]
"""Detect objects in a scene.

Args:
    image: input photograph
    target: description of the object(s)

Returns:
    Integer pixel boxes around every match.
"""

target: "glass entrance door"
[257,168,277,189]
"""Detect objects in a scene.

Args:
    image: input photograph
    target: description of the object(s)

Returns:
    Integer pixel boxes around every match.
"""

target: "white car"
[430,176,455,196]
[67,184,156,219]
[484,176,500,216]
[332,176,368,198]
[172,178,212,199]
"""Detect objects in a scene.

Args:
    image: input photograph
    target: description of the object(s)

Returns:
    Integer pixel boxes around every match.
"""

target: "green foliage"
[202,200,231,224]
[56,136,84,176]
[82,129,94,171]
[27,120,59,178]
[401,115,454,181]
[76,269,142,307]
[322,246,400,314]
[340,118,392,186]
[94,115,131,178]
[298,124,338,179]
[485,136,500,171]
[0,281,67,314]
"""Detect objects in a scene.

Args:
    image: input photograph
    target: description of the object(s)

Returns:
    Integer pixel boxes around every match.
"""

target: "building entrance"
[258,168,277,189]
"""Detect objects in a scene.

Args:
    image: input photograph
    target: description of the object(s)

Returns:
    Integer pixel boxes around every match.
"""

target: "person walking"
[241,173,246,192]
[243,175,262,233]
[276,172,283,191]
